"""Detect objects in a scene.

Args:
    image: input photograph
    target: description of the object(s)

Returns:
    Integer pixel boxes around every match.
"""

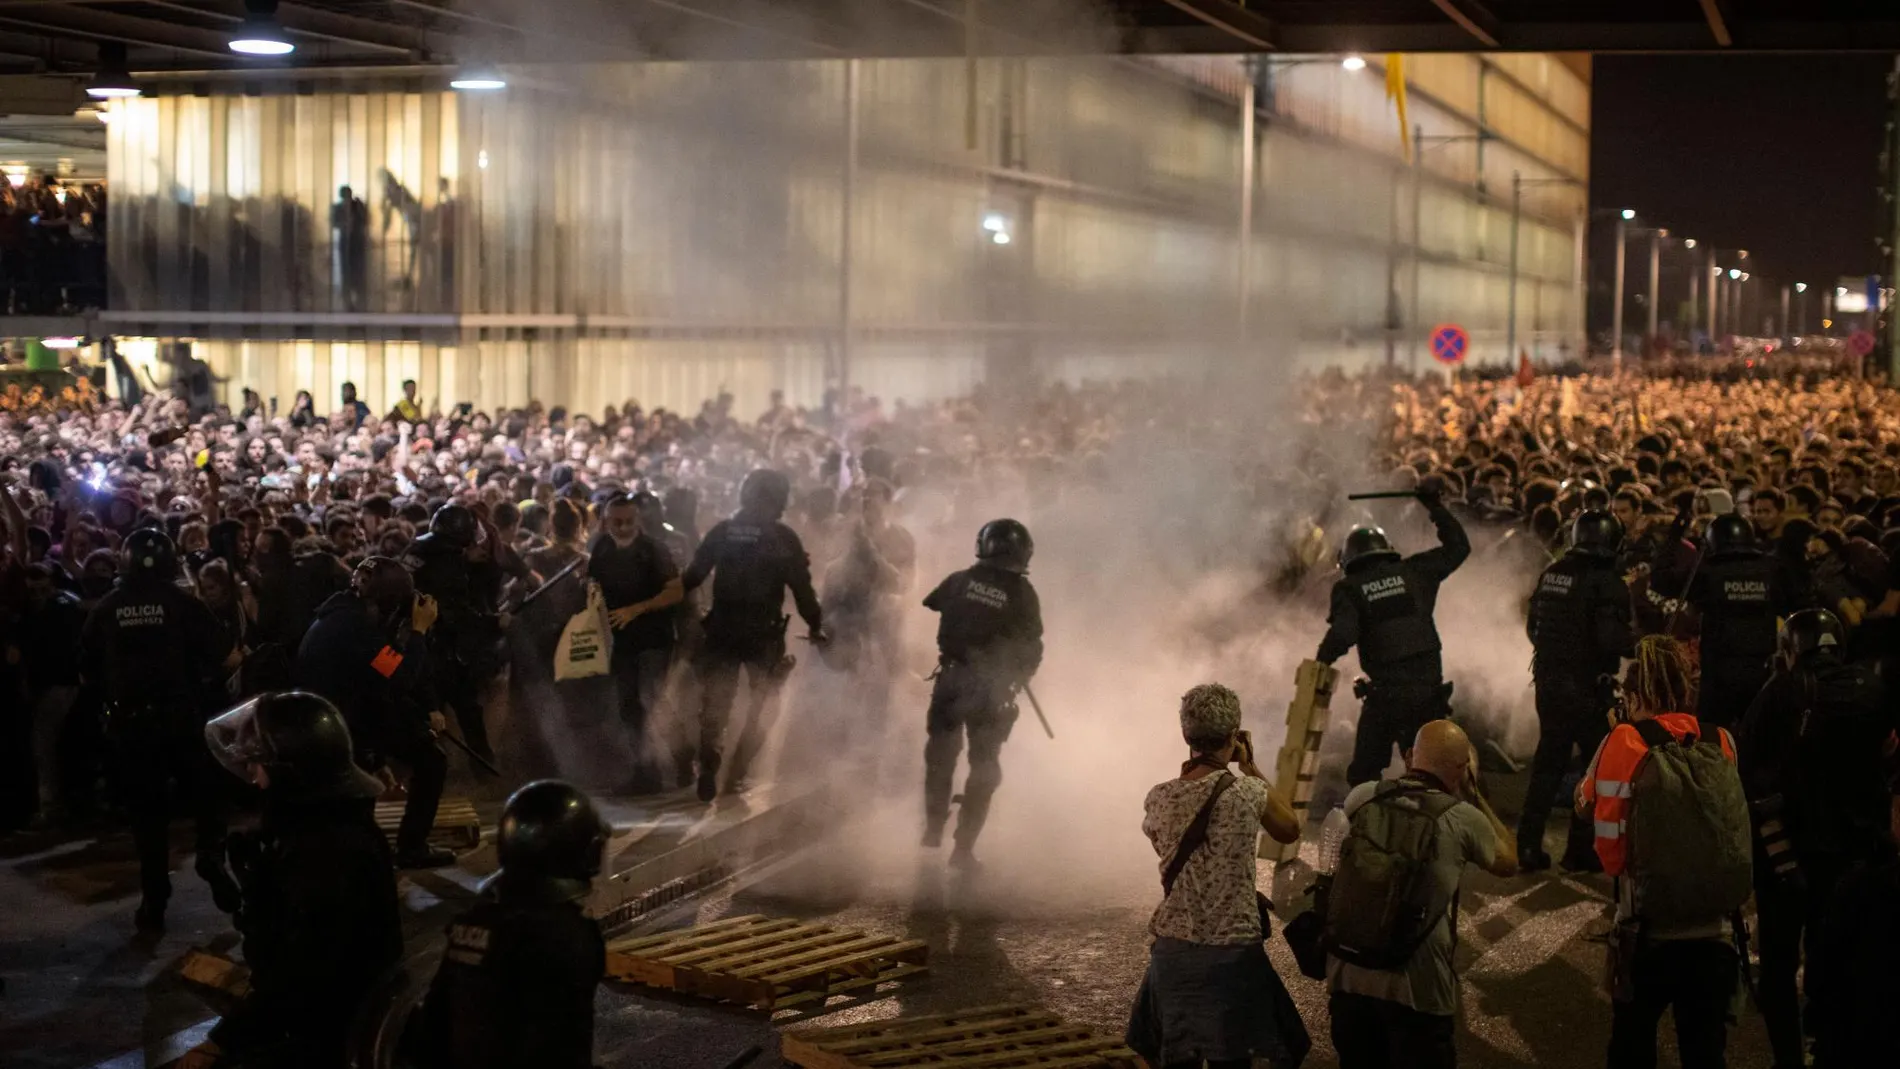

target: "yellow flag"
[1385,53,1410,161]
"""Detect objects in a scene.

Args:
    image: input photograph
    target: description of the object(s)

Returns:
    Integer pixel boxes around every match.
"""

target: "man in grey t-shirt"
[1327,720,1518,1069]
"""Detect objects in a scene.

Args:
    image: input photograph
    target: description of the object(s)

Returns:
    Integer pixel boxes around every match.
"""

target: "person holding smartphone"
[1126,684,1306,1069]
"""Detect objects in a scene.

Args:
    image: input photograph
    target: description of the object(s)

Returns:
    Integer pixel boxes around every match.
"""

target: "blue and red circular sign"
[1429,323,1469,365]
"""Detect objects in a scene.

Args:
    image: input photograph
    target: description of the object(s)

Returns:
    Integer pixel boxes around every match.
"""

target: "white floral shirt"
[1143,772,1272,946]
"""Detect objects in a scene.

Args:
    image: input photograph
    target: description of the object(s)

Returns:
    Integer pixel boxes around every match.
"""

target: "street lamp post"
[1706,254,1718,345]
[1504,171,1580,369]
[1647,229,1662,342]
[1612,209,1633,368]
[1409,128,1486,370]
[1780,285,1791,346]
[1687,260,1700,337]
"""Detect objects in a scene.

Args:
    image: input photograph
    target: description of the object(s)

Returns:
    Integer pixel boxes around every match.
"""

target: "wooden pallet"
[176,948,252,999]
[604,914,929,1010]
[781,1004,1140,1069]
[373,795,482,852]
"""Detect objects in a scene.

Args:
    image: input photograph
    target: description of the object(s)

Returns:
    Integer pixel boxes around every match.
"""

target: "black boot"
[134,897,166,934]
[1560,845,1604,874]
[921,822,944,849]
[1517,845,1553,874]
[395,844,456,869]
[696,767,718,804]
[195,854,243,914]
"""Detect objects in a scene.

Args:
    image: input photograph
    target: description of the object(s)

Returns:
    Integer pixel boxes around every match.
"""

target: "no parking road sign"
[1430,323,1469,365]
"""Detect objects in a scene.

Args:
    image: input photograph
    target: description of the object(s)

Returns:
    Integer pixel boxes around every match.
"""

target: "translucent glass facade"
[103,55,1588,416]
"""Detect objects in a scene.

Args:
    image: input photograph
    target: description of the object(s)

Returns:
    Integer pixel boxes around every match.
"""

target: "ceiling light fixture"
[1341,55,1367,72]
[85,42,140,99]
[450,70,507,91]
[229,0,295,56]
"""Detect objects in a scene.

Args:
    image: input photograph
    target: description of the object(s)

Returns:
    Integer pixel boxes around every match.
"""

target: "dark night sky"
[1591,53,1892,289]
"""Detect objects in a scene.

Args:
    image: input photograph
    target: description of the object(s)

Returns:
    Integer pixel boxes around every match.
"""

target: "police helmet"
[975,519,1034,573]
[1339,525,1399,570]
[123,526,179,580]
[1569,509,1624,559]
[204,691,382,801]
[494,780,610,894]
[739,468,792,517]
[629,490,668,531]
[1777,609,1845,671]
[426,503,479,549]
[1705,513,1757,557]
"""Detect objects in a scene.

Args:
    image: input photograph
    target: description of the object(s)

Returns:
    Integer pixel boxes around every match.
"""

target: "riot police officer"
[407,503,504,766]
[1739,610,1892,1069]
[681,469,825,802]
[921,519,1043,868]
[1684,514,1787,729]
[78,527,240,932]
[413,779,609,1069]
[295,555,454,868]
[1518,509,1634,872]
[179,692,402,1069]
[1316,485,1470,785]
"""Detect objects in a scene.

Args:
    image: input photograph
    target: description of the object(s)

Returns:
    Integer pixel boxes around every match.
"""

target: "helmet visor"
[204,697,273,783]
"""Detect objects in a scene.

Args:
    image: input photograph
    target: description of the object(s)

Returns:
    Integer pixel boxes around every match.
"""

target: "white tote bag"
[553,580,612,682]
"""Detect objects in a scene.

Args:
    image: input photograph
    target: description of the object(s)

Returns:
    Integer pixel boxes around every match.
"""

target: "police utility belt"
[1352,677,1454,703]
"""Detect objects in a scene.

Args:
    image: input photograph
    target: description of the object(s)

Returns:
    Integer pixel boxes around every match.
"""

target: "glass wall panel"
[109,52,1587,412]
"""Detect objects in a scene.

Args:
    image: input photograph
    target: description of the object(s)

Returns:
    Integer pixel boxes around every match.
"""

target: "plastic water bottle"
[1317,806,1351,875]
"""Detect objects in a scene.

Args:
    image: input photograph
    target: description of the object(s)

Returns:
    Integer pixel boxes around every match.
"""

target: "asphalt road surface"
[595,812,1777,1069]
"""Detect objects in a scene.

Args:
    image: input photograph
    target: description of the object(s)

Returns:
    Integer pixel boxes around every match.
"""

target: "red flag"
[1516,349,1534,388]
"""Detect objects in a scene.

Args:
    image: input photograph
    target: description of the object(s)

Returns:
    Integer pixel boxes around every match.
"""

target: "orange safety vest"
[1578,712,1736,876]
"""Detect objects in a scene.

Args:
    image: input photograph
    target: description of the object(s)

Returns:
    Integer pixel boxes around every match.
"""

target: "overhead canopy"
[0,0,1887,77]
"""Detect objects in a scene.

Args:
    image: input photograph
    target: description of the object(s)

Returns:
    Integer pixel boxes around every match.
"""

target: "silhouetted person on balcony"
[331,185,368,312]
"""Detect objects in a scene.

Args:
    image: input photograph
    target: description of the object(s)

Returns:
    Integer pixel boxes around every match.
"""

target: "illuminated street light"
[1795,282,1807,293]
[991,231,1011,245]
[1341,55,1367,72]
[1684,238,1697,249]
[1620,208,1636,220]
[1729,269,1742,280]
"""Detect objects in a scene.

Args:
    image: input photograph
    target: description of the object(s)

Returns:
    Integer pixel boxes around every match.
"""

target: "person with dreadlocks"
[1577,635,1752,1069]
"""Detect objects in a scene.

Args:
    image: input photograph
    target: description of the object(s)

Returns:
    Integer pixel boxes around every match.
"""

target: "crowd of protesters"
[0,176,106,314]
[4,354,1900,1068]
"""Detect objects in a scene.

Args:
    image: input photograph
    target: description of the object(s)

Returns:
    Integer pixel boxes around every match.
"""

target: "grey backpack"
[1626,719,1753,928]
[1323,779,1461,971]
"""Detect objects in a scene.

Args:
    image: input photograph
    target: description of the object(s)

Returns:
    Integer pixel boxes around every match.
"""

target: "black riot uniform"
[1316,494,1470,786]
[295,556,453,868]
[1684,514,1790,729]
[198,692,403,1069]
[414,780,609,1069]
[1518,510,1634,872]
[921,519,1044,866]
[78,528,239,930]
[680,469,824,802]
[406,504,504,765]
[1737,610,1893,1069]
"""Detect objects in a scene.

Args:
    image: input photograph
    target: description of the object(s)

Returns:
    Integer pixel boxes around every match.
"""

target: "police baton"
[510,555,585,611]
[432,727,501,777]
[1021,683,1055,740]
